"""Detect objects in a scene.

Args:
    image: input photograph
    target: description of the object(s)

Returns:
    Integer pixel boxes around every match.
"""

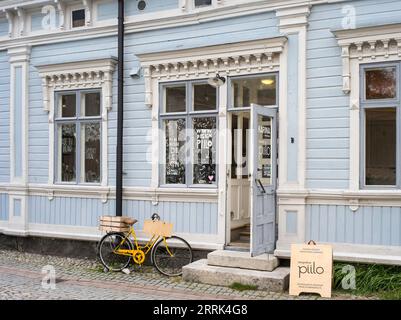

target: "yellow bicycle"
[97,214,193,276]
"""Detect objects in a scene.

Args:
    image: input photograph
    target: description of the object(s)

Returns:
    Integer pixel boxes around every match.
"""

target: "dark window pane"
[193,84,216,111]
[82,123,101,183]
[165,119,186,184]
[60,94,76,117]
[59,124,76,182]
[82,92,100,117]
[72,9,85,28]
[165,86,186,113]
[232,75,277,107]
[193,117,217,184]
[365,67,397,100]
[365,108,396,185]
[195,0,212,7]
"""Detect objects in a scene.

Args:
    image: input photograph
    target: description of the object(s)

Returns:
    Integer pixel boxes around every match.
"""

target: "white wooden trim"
[8,46,30,186]
[137,37,286,108]
[275,5,310,190]
[217,80,228,245]
[36,58,117,189]
[0,223,225,250]
[333,23,401,190]
[0,183,219,203]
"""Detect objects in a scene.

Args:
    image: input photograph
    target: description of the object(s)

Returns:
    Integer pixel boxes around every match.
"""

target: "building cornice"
[0,0,345,51]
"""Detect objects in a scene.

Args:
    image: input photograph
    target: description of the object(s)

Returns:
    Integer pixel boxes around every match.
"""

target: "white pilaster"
[7,45,30,234]
[275,5,310,249]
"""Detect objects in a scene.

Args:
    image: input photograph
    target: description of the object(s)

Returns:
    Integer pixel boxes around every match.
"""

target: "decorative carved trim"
[36,58,117,115]
[180,0,187,11]
[334,23,401,93]
[54,0,66,30]
[4,9,14,38]
[82,0,92,26]
[349,199,359,212]
[137,37,287,108]
[16,8,24,36]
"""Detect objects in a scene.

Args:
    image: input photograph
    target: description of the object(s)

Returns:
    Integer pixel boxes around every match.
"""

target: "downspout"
[116,0,124,216]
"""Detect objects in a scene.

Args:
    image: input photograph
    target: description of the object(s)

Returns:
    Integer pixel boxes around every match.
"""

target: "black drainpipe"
[116,0,124,217]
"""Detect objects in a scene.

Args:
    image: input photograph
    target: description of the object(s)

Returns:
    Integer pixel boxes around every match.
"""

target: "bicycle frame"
[112,226,174,262]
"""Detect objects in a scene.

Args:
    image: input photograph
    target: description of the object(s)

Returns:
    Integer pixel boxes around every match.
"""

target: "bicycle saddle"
[123,217,137,225]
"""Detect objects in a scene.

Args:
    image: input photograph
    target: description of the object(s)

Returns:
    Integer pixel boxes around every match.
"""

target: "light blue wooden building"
[1,0,401,264]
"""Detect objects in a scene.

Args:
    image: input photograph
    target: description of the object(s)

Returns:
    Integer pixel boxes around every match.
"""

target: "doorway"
[227,112,251,250]
[226,105,278,256]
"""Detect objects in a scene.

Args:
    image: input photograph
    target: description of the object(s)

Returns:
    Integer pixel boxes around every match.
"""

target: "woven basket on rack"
[99,216,133,233]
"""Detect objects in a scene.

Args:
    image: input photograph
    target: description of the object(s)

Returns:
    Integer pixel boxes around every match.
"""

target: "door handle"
[255,179,266,194]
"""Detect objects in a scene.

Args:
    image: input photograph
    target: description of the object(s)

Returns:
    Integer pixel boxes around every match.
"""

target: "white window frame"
[70,6,86,29]
[36,58,116,187]
[159,80,219,188]
[55,89,103,185]
[334,24,401,191]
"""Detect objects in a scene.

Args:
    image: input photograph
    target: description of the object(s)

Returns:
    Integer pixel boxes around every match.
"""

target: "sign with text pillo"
[289,243,333,298]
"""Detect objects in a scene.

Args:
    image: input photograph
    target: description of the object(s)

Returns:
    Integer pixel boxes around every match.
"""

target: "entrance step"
[239,231,250,241]
[208,250,279,272]
[182,259,290,292]
[225,240,249,252]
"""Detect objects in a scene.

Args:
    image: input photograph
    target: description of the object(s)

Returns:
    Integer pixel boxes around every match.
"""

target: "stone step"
[207,250,279,272]
[182,259,290,292]
[239,231,250,241]
[225,241,250,252]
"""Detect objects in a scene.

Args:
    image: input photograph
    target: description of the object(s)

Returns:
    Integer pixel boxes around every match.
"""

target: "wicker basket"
[99,216,132,233]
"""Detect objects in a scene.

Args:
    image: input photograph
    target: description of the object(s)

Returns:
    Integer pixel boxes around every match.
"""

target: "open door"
[250,104,277,256]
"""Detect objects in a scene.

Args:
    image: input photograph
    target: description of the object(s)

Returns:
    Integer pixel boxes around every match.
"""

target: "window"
[56,90,101,184]
[194,0,212,8]
[160,81,218,186]
[230,74,278,108]
[361,63,400,187]
[72,9,85,28]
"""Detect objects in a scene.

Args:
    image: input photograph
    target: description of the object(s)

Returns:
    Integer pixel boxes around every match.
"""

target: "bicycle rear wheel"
[152,236,193,277]
[98,232,132,272]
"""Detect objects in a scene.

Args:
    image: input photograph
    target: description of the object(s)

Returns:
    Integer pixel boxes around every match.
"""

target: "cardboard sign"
[143,220,173,237]
[289,242,333,298]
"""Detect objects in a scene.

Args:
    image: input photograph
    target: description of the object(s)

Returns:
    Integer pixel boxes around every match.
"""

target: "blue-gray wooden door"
[250,105,277,257]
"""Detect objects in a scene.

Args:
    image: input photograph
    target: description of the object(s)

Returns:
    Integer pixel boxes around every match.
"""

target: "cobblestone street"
[0,249,374,300]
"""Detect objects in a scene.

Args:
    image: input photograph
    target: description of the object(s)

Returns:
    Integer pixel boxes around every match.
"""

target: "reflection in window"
[193,84,216,111]
[165,119,186,184]
[365,108,396,186]
[161,81,218,186]
[193,117,216,184]
[365,67,397,100]
[72,9,85,28]
[56,90,102,184]
[232,75,277,108]
[60,94,76,117]
[165,86,186,113]
[195,0,212,7]
[59,124,76,182]
[81,92,101,116]
[82,123,101,183]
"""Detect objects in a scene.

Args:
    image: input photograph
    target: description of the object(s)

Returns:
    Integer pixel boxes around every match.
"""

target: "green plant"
[333,263,401,299]
[229,282,258,291]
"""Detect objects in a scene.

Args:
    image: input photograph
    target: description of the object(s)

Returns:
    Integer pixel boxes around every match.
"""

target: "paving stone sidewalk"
[0,249,376,300]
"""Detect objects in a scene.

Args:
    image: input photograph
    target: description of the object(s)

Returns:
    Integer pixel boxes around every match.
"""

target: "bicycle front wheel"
[152,236,193,277]
[98,232,133,272]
